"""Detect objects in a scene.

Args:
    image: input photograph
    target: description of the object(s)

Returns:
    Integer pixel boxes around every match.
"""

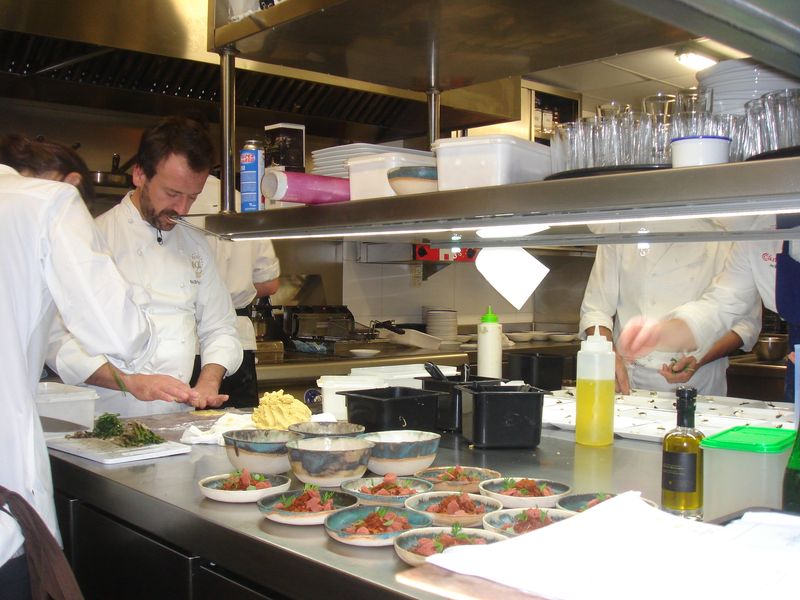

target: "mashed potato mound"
[252,389,312,429]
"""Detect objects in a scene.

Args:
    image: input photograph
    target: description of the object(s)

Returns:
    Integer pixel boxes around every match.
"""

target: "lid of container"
[432,134,550,154]
[700,426,796,453]
[35,382,98,403]
[480,306,499,323]
[345,151,434,167]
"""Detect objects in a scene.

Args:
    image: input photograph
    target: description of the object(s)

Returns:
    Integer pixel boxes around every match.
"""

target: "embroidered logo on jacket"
[190,252,204,284]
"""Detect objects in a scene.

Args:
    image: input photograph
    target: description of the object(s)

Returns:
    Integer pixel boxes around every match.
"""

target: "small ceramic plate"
[478,477,571,508]
[324,505,432,547]
[529,332,552,341]
[394,526,507,566]
[257,489,358,525]
[507,332,535,342]
[404,491,502,527]
[341,476,433,507]
[349,348,381,358]
[556,492,616,514]
[198,473,290,504]
[548,333,578,342]
[482,507,574,537]
[415,466,502,493]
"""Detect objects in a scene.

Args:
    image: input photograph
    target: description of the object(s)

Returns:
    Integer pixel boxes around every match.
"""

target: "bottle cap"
[581,325,613,352]
[480,306,499,323]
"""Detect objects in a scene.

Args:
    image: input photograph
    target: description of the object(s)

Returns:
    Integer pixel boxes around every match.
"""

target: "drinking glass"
[675,87,713,114]
[743,97,768,158]
[761,88,800,150]
[596,101,631,118]
[642,93,676,125]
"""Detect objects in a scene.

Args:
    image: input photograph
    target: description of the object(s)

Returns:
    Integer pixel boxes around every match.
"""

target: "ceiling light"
[675,50,717,71]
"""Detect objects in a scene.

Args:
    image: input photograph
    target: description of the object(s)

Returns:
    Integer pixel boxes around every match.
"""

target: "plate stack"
[697,59,800,115]
[425,309,458,341]
[311,144,432,179]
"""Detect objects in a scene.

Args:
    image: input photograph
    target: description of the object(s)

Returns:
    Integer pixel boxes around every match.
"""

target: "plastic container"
[316,375,388,421]
[35,382,98,430]
[432,134,552,191]
[460,383,545,448]
[261,170,350,204]
[575,327,615,446]
[418,375,503,432]
[346,151,435,200]
[349,364,457,389]
[701,426,796,521]
[506,352,565,391]
[477,306,502,378]
[342,386,443,432]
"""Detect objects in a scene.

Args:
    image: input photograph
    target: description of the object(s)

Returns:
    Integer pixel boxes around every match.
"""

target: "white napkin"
[180,413,256,445]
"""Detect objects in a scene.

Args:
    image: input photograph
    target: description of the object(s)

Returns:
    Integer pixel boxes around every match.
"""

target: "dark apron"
[776,239,800,403]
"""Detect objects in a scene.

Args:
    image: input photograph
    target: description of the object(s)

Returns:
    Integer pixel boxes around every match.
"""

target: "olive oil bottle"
[661,387,704,519]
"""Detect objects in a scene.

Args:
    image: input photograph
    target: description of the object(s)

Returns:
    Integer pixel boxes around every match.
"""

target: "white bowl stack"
[424,309,458,341]
[697,59,800,115]
[311,144,432,179]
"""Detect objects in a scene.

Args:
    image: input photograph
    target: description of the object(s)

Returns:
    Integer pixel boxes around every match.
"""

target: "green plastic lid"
[700,426,796,453]
[480,306,499,323]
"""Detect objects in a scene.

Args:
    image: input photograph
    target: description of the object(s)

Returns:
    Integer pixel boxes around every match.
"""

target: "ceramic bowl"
[287,421,366,438]
[394,526,507,566]
[529,331,552,341]
[414,466,502,493]
[404,491,502,527]
[324,505,432,546]
[507,332,535,342]
[257,488,358,525]
[548,333,578,342]
[357,430,440,476]
[286,436,374,488]
[349,348,381,358]
[556,492,617,514]
[198,473,290,503]
[340,475,433,507]
[482,507,574,537]
[478,477,571,508]
[222,429,303,475]
[387,166,438,195]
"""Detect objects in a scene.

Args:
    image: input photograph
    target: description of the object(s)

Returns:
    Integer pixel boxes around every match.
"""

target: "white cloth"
[190,175,280,350]
[674,215,796,345]
[580,220,761,395]
[0,166,154,567]
[48,193,242,418]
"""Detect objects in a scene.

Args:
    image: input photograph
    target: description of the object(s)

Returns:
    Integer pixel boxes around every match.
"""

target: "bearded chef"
[47,116,242,417]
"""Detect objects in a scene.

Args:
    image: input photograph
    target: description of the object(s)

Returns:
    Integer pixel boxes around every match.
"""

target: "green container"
[701,426,796,521]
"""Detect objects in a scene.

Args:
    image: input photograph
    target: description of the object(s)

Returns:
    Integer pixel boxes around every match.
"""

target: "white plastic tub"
[347,151,435,200]
[316,375,388,421]
[432,134,552,190]
[348,364,458,390]
[36,382,98,430]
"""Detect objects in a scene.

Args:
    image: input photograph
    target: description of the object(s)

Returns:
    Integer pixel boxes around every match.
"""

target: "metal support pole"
[427,88,441,148]
[219,46,237,213]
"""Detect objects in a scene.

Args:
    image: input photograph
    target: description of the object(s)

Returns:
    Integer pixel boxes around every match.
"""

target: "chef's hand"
[659,356,698,384]
[125,374,199,404]
[616,317,662,360]
[190,363,229,409]
[615,352,631,395]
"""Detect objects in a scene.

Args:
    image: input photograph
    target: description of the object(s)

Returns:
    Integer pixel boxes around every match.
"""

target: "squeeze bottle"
[575,326,615,446]
[477,306,502,378]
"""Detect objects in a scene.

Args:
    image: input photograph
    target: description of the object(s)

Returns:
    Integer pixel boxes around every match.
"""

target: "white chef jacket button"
[128,219,133,224]
[180,283,185,288]
[137,249,143,256]
[178,372,184,378]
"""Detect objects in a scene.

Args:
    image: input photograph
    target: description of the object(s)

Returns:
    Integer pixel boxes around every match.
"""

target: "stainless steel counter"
[49,427,660,600]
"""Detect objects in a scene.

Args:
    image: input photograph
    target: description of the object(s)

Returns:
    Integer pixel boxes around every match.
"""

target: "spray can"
[240,139,265,212]
[575,326,615,446]
[477,306,502,378]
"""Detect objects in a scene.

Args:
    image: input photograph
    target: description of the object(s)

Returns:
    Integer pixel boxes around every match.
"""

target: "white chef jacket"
[580,220,761,395]
[0,166,155,567]
[48,193,242,418]
[674,215,795,345]
[190,175,280,351]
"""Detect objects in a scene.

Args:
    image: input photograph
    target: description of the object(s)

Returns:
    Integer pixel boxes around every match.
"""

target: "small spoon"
[424,361,448,381]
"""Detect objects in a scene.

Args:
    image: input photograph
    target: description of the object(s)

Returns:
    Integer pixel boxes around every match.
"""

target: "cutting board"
[47,436,191,464]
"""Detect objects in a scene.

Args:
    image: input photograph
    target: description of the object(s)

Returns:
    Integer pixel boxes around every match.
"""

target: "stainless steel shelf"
[203,157,800,242]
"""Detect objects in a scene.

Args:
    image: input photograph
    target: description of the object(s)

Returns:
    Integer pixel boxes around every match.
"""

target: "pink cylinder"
[261,170,350,204]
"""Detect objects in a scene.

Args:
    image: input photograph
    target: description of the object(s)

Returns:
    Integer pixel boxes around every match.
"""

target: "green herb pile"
[69,412,164,447]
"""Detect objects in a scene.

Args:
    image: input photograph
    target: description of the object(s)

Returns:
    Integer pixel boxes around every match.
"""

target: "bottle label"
[662,451,698,493]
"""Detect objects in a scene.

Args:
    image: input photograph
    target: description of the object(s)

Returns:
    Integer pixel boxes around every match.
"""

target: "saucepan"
[753,335,789,361]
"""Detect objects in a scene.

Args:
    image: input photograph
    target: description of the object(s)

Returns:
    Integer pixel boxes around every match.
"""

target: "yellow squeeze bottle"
[575,326,616,446]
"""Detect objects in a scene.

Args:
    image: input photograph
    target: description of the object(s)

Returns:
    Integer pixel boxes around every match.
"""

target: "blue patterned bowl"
[357,430,440,476]
[222,429,304,475]
[286,436,374,487]
[324,505,433,546]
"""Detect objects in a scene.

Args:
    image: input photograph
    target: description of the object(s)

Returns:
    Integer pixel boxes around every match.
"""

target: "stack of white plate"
[697,59,800,115]
[311,144,431,179]
[425,309,458,341]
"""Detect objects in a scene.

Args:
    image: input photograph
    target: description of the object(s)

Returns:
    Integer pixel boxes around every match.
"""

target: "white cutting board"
[47,436,191,464]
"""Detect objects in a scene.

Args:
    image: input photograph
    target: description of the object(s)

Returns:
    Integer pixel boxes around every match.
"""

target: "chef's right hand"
[126,374,199,404]
[615,352,631,395]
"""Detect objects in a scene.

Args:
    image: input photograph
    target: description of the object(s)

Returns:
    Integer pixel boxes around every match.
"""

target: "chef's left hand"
[659,355,698,384]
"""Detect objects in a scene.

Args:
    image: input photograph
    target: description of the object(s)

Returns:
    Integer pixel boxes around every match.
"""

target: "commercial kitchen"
[2,1,800,599]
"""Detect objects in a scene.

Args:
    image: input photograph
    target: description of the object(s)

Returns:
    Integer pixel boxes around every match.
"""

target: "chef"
[0,135,156,596]
[617,215,799,402]
[187,174,281,407]
[580,219,761,395]
[47,116,242,417]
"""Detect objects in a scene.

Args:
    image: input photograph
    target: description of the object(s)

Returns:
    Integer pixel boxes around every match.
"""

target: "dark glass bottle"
[782,431,800,514]
[661,387,704,520]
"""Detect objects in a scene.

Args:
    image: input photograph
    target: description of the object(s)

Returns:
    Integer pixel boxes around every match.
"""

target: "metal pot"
[753,335,789,362]
[91,153,133,188]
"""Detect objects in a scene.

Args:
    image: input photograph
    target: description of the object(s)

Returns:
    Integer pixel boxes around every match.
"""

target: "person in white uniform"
[0,135,156,596]
[47,117,242,418]
[580,220,761,396]
[188,174,280,407]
